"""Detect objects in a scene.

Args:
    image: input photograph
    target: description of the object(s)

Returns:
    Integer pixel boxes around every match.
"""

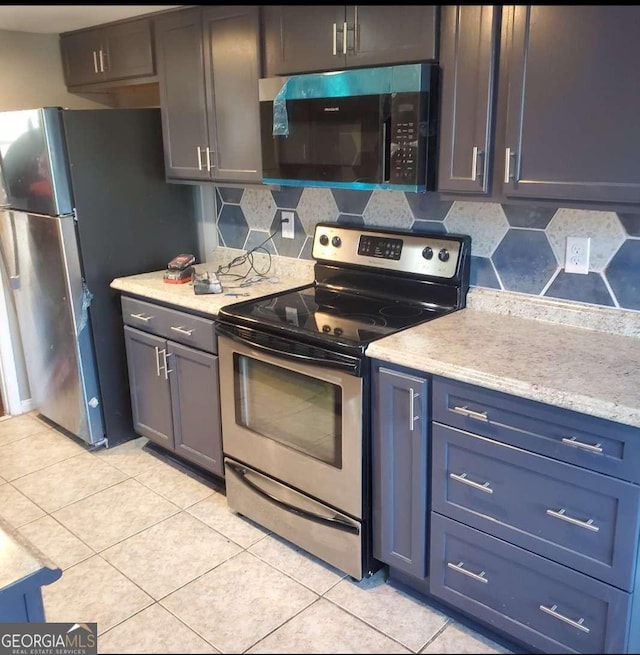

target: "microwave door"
[268,95,383,185]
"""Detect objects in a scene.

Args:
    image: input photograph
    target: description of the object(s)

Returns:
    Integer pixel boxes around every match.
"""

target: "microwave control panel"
[389,92,428,185]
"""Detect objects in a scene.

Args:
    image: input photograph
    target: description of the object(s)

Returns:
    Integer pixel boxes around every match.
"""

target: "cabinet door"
[124,326,174,449]
[154,8,211,181]
[373,364,429,579]
[263,5,346,75]
[345,6,438,68]
[102,18,155,81]
[167,341,223,477]
[60,29,103,86]
[438,6,498,194]
[503,6,640,203]
[202,5,262,183]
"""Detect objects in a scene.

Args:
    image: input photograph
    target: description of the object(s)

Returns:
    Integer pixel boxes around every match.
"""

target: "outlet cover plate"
[565,236,590,275]
[281,210,295,239]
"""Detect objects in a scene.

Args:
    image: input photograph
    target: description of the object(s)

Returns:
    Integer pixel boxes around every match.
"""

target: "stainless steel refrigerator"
[0,107,198,446]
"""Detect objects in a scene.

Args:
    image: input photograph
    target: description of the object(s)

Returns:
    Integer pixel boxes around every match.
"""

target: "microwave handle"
[216,323,360,375]
[226,461,360,535]
[382,116,391,183]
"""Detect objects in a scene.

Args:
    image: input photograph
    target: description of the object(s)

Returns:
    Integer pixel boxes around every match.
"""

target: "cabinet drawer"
[433,376,640,483]
[432,423,640,590]
[430,513,630,654]
[121,296,216,353]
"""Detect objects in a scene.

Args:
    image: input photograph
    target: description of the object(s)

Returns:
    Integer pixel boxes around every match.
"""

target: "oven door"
[217,331,363,519]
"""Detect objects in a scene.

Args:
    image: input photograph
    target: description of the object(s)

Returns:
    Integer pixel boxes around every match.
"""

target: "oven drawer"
[430,513,630,654]
[122,296,216,354]
[432,376,640,483]
[224,458,364,580]
[432,423,640,590]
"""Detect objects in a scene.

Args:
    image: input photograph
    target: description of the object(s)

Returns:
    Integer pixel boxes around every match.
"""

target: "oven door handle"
[216,324,360,374]
[227,461,360,535]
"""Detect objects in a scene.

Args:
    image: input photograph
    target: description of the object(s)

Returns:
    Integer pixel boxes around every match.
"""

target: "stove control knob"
[322,324,331,333]
[331,236,342,247]
[319,234,329,246]
[422,246,433,260]
[438,248,450,262]
[334,327,343,336]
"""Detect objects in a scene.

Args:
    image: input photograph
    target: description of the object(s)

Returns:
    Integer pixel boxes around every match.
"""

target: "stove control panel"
[312,225,467,279]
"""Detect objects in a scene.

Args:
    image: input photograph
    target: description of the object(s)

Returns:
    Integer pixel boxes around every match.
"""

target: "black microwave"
[259,63,439,193]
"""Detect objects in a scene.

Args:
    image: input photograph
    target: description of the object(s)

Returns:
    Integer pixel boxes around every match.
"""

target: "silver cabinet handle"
[197,146,203,171]
[154,346,161,377]
[130,312,152,322]
[450,472,494,494]
[471,146,483,181]
[205,146,215,171]
[504,147,517,183]
[451,405,488,422]
[161,350,173,380]
[447,561,488,584]
[546,508,599,532]
[539,604,590,634]
[98,48,105,73]
[409,388,419,432]
[92,50,99,73]
[170,326,194,336]
[343,21,348,54]
[332,22,337,55]
[561,436,603,454]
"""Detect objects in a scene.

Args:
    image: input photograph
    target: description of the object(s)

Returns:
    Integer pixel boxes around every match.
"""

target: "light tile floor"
[0,413,515,654]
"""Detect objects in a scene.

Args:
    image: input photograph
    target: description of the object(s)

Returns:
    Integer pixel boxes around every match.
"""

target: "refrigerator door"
[0,108,73,216]
[12,211,105,444]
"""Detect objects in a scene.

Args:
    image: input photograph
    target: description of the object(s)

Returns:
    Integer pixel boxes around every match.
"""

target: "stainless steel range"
[216,223,471,579]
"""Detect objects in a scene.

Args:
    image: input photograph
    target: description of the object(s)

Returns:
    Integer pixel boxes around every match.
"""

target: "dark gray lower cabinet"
[372,361,429,581]
[373,362,640,652]
[430,375,640,653]
[122,297,223,477]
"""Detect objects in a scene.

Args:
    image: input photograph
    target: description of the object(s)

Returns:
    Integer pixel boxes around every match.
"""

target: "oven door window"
[234,354,342,468]
[260,94,385,185]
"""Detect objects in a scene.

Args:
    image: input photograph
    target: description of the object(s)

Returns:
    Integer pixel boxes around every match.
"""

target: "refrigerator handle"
[0,210,20,289]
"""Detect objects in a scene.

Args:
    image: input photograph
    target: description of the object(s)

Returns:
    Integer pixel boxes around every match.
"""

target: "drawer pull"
[561,436,603,454]
[130,312,152,322]
[539,604,590,634]
[449,472,493,494]
[546,508,599,532]
[452,405,488,422]
[170,326,194,336]
[447,561,488,584]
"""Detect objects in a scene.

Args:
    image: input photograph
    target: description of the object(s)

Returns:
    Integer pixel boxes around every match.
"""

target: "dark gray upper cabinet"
[263,5,438,76]
[60,17,155,87]
[372,362,429,581]
[437,6,498,195]
[155,6,262,183]
[502,5,640,204]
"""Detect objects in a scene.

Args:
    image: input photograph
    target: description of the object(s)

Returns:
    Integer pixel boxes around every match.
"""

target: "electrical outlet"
[281,210,295,239]
[565,236,590,275]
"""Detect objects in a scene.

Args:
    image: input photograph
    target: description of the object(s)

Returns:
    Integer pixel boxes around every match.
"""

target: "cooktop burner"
[217,224,471,356]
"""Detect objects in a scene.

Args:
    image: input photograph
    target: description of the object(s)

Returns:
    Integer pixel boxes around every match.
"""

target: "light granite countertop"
[0,516,61,591]
[367,288,640,429]
[110,248,315,316]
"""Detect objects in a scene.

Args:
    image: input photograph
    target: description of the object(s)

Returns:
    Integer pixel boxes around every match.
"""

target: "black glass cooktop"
[218,284,450,353]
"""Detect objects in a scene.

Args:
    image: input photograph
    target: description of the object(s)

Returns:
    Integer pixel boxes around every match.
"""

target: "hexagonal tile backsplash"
[213,185,640,311]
